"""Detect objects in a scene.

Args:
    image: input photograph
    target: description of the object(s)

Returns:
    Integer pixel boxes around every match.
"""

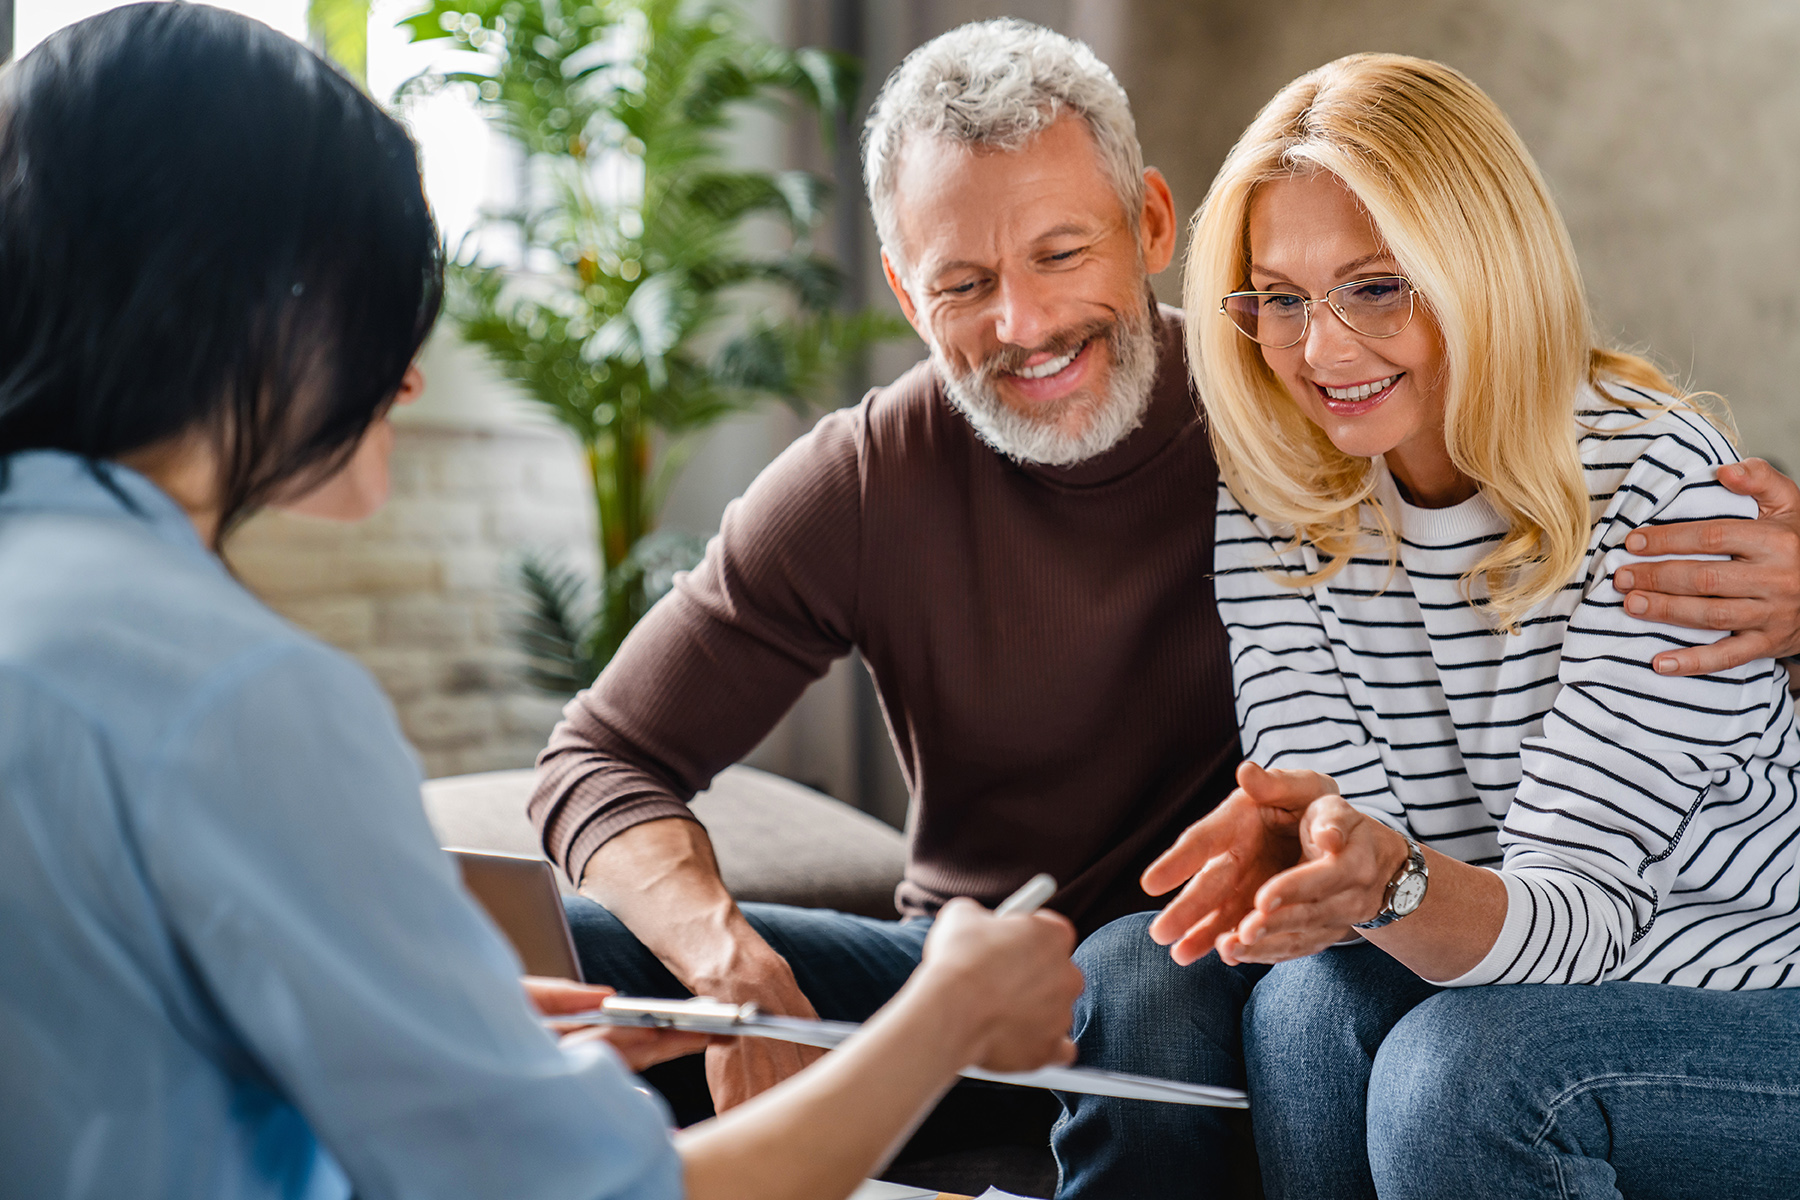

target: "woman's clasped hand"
[1144,762,1411,967]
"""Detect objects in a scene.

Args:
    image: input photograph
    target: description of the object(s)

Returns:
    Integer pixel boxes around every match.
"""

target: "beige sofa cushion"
[420,765,907,920]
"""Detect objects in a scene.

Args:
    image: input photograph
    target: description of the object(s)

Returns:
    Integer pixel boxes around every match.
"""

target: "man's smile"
[1012,340,1087,379]
[999,336,1099,404]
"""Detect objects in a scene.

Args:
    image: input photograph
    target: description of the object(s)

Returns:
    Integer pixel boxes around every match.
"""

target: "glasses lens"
[1222,291,1307,347]
[1331,277,1414,338]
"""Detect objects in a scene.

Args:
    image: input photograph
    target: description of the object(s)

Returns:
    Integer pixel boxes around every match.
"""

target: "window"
[368,0,516,257]
[15,1,510,255]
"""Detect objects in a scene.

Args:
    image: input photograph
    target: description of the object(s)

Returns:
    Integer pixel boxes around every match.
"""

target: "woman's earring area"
[274,364,422,523]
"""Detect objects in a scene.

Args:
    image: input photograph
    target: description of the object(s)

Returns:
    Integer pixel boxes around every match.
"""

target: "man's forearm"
[581,815,828,1111]
[578,816,795,999]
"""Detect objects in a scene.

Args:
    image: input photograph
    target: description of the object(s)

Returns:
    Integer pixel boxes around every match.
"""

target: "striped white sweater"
[1216,389,1800,989]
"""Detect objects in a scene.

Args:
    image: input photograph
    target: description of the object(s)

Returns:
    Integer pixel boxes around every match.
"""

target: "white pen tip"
[995,872,1057,916]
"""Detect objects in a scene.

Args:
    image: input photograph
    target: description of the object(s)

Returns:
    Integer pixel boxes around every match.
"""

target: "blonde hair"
[1184,53,1679,630]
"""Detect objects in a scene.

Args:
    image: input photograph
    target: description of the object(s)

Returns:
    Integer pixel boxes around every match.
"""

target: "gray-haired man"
[530,20,1800,1197]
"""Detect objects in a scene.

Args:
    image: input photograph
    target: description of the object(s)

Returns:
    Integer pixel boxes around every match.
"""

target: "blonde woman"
[1142,54,1800,1198]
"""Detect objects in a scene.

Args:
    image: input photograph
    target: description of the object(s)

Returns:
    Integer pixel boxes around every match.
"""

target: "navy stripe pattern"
[1216,391,1800,988]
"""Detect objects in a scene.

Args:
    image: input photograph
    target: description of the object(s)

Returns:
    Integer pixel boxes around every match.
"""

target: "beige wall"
[1117,0,1800,470]
[232,308,875,791]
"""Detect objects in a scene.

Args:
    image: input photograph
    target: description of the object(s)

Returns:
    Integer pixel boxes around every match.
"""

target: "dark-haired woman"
[0,7,1081,1199]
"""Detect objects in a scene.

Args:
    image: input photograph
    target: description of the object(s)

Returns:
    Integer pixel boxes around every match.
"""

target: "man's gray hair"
[862,19,1145,274]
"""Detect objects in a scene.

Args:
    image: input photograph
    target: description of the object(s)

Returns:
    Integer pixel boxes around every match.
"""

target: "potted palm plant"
[394,0,906,694]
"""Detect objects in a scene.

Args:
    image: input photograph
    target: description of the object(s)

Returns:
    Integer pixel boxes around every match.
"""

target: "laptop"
[449,848,585,981]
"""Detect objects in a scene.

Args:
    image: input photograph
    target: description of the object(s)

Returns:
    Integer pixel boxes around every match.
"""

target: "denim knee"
[1243,946,1444,1200]
[1072,912,1166,1030]
[1244,943,1431,1072]
[1244,951,1344,1060]
[1366,989,1498,1178]
[1054,914,1264,1200]
[1366,987,1595,1196]
[1070,912,1261,1080]
[1371,984,1800,1199]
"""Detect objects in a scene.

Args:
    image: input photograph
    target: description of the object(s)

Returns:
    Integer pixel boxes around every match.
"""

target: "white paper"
[962,1064,1247,1108]
[850,1181,937,1200]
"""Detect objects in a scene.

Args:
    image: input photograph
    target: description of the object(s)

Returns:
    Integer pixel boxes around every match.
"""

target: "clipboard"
[554,995,1248,1109]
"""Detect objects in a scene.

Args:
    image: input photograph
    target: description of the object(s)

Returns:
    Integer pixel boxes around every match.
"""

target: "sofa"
[421,763,908,917]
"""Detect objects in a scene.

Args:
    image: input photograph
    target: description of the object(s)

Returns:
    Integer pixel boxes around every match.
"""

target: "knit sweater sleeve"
[1449,410,1783,987]
[529,408,864,885]
[1215,481,1406,827]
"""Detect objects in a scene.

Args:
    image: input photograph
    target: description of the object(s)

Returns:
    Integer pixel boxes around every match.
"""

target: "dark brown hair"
[0,2,444,543]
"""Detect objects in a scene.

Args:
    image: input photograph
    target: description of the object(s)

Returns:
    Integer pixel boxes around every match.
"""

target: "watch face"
[1393,872,1427,915]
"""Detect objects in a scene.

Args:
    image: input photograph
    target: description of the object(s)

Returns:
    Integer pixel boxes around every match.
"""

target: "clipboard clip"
[556,995,860,1050]
[592,995,758,1031]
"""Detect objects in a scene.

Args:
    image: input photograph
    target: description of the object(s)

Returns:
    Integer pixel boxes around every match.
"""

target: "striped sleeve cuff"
[1435,869,1531,987]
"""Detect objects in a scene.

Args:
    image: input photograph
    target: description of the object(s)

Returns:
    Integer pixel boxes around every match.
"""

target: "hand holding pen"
[905,873,1084,1075]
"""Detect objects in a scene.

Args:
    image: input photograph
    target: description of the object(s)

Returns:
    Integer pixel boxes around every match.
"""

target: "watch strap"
[1352,832,1426,931]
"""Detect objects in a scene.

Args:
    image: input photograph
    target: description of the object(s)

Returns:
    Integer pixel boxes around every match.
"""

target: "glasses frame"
[1218,275,1419,349]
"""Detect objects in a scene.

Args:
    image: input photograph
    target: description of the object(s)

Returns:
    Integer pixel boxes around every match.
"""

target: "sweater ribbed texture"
[531,308,1239,933]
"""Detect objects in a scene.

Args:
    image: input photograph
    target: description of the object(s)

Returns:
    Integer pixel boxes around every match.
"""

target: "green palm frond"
[685,170,833,237]
[714,309,914,415]
[516,550,602,694]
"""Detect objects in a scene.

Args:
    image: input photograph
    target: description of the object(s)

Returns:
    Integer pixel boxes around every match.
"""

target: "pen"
[995,872,1057,916]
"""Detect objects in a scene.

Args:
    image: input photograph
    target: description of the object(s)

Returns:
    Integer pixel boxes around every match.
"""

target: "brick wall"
[231,417,592,780]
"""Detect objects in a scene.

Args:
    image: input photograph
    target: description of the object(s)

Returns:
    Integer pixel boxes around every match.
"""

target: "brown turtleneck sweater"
[531,307,1240,936]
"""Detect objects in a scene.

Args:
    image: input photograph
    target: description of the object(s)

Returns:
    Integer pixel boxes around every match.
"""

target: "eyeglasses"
[1218,276,1419,349]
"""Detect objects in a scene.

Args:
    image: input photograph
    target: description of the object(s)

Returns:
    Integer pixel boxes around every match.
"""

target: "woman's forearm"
[1358,829,1508,982]
[674,972,975,1200]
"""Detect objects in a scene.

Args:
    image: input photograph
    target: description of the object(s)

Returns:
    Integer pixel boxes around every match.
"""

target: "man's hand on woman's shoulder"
[1613,458,1800,679]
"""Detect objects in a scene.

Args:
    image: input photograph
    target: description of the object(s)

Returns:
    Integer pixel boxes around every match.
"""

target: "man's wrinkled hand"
[1613,458,1800,675]
[1141,761,1338,965]
[698,960,825,1112]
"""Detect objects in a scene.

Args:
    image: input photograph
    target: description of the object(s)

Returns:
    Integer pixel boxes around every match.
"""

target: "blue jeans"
[564,900,1263,1198]
[1244,941,1800,1199]
[1054,912,1268,1199]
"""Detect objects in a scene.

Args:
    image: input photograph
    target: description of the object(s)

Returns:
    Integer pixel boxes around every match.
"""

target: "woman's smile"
[1314,372,1405,415]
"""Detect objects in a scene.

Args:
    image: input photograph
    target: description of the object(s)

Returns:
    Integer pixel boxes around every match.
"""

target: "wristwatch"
[1353,832,1429,930]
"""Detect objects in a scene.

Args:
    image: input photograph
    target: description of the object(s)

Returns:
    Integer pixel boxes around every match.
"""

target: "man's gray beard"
[933,303,1160,468]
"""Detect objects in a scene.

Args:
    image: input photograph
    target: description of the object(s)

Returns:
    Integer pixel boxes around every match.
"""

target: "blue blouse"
[0,452,683,1200]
